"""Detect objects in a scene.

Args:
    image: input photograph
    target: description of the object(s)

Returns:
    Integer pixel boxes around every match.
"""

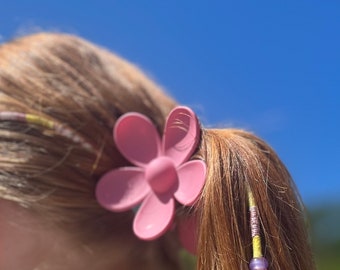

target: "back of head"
[0,32,179,269]
[0,32,315,269]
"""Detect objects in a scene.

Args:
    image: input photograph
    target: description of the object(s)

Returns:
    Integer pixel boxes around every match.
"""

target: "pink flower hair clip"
[96,106,206,244]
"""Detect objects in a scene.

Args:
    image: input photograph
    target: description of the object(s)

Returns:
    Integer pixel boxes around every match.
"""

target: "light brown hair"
[195,129,315,269]
[0,33,315,269]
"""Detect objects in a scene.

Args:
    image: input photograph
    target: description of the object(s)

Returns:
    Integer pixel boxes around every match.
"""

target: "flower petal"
[114,113,161,167]
[96,167,149,211]
[178,216,198,254]
[163,107,200,166]
[174,160,206,205]
[133,193,175,240]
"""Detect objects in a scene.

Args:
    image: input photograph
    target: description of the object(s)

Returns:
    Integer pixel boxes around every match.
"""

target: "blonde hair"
[0,33,315,269]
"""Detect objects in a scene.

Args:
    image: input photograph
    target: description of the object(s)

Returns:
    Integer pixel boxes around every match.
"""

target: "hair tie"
[95,106,206,244]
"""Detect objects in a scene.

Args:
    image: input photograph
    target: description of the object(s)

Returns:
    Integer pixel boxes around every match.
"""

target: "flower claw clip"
[96,106,206,241]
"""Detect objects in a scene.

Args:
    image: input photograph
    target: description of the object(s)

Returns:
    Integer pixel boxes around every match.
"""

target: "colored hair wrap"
[247,184,268,270]
[0,111,94,151]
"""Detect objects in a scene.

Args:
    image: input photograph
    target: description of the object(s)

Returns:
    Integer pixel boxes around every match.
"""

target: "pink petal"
[133,193,175,240]
[163,107,200,166]
[174,160,206,205]
[114,113,161,167]
[96,167,149,211]
[178,216,198,254]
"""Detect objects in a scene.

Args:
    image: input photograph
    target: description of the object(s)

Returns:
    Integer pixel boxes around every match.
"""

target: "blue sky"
[1,1,339,206]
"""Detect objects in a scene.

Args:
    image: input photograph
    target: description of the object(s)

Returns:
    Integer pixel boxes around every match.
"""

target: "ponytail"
[195,129,315,270]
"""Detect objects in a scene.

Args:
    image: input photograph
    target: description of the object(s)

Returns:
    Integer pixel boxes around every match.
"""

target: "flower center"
[145,157,178,194]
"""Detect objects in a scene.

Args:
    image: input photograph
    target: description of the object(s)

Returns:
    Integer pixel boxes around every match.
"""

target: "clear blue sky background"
[1,1,339,207]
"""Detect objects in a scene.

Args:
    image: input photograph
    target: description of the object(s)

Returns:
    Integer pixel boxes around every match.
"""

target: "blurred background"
[1,1,339,269]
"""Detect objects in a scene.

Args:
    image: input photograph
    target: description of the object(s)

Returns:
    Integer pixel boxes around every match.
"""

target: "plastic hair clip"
[96,106,206,241]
